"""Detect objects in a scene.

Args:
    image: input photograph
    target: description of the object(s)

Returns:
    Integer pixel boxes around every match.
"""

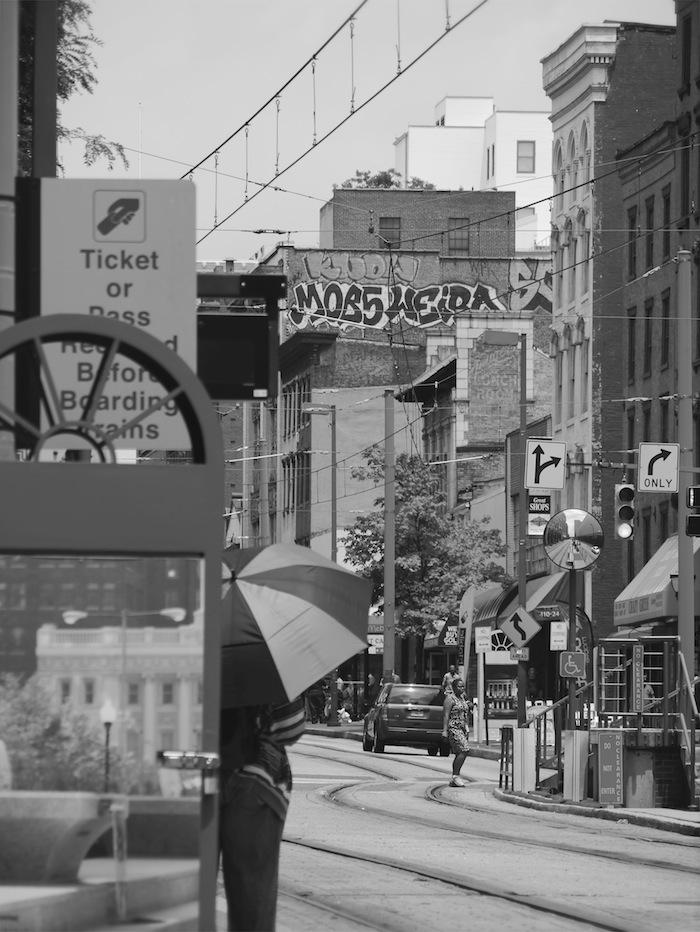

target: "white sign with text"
[40,179,196,449]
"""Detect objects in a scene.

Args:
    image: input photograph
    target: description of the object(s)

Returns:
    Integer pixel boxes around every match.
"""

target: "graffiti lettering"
[289,280,506,330]
[303,252,420,284]
[509,258,552,314]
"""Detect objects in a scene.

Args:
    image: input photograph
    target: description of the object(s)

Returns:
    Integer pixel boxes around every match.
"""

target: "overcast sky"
[58,0,676,263]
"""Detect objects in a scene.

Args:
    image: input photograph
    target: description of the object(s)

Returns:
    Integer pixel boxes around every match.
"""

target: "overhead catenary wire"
[193,0,493,245]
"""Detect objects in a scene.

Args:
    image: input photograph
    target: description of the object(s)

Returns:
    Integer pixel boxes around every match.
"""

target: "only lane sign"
[637,442,679,493]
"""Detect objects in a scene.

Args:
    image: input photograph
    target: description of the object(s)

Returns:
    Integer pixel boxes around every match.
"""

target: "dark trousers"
[220,773,285,931]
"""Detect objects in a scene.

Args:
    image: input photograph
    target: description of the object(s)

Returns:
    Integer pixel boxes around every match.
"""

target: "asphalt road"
[261,734,700,932]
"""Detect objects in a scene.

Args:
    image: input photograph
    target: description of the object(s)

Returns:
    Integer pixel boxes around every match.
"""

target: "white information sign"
[40,179,196,449]
[550,620,568,651]
[474,628,493,654]
[525,439,566,490]
[637,442,680,493]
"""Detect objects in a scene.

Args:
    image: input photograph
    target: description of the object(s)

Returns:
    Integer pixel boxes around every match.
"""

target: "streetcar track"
[296,740,700,852]
[281,835,630,932]
[278,887,390,931]
[321,781,698,877]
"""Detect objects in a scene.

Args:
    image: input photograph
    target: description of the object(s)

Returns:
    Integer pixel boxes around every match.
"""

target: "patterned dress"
[445,694,471,753]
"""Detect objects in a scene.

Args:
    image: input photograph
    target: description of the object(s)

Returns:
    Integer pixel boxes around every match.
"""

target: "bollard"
[499,725,514,790]
[110,798,129,922]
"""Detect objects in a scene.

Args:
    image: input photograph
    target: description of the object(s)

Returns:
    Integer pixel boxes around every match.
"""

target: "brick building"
[542,21,678,641]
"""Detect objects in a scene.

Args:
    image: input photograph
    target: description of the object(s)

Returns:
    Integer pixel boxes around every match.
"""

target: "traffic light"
[614,483,635,539]
[686,486,700,536]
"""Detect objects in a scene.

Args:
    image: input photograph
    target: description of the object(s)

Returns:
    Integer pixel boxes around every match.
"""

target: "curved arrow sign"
[525,439,566,490]
[637,442,679,493]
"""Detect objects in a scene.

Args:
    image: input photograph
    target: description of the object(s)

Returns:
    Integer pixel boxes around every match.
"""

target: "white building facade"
[394,96,552,251]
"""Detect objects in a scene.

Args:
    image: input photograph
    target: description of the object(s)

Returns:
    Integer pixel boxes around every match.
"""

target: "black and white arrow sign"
[525,439,566,490]
[637,442,679,493]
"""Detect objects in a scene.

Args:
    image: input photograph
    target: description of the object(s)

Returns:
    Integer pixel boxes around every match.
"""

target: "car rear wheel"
[362,731,373,752]
[372,727,385,753]
[427,744,438,756]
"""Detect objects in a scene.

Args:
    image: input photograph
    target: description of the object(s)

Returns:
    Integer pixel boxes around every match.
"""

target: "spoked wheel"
[0,314,208,462]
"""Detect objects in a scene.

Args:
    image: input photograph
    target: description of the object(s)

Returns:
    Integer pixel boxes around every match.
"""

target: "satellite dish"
[543,509,603,570]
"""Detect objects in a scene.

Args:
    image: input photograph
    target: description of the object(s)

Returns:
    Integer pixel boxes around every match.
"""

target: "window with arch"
[580,123,589,183]
[574,447,586,509]
[567,132,577,205]
[578,210,590,295]
[564,325,575,420]
[552,333,562,424]
[564,219,573,303]
[576,319,589,415]
[551,228,560,304]
[553,143,563,212]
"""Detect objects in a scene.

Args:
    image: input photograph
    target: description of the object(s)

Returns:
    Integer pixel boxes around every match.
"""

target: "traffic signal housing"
[686,486,700,536]
[614,483,635,539]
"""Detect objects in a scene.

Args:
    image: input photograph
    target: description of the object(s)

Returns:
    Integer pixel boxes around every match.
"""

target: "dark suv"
[362,683,449,755]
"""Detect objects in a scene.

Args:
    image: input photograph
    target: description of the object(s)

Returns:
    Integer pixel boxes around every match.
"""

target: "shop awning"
[613,534,700,627]
[471,571,568,629]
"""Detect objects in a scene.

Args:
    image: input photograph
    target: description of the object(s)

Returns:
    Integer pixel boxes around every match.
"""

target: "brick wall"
[325,189,516,256]
[591,24,677,636]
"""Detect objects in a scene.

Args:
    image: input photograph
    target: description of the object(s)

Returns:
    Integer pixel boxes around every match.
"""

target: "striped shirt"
[220,697,306,820]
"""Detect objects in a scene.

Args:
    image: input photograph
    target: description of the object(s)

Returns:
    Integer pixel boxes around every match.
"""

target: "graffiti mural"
[509,257,552,314]
[289,281,507,330]
[286,252,552,331]
[303,251,420,284]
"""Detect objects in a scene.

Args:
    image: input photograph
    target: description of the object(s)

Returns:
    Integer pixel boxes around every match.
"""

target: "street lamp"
[302,401,339,724]
[63,606,187,760]
[481,329,528,726]
[99,697,116,793]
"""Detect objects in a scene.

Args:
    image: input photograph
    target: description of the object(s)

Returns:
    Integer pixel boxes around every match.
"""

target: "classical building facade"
[542,21,677,639]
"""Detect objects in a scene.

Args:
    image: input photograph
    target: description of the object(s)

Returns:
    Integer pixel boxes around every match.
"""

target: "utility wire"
[195,0,492,245]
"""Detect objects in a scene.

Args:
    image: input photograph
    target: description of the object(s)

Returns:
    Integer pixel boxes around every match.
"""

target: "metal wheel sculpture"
[0,315,211,464]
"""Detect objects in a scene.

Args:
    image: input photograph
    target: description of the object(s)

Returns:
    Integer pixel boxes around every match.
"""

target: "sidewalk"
[305,722,700,836]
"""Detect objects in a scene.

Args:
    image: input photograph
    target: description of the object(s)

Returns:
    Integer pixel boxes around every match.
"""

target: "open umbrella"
[220,543,373,707]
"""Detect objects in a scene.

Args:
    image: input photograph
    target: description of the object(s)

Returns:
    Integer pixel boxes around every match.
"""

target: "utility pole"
[677,250,695,772]
[383,390,396,685]
[0,1,18,461]
[517,333,528,726]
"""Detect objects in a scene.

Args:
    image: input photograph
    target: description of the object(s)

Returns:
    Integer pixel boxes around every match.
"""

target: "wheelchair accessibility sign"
[559,651,586,679]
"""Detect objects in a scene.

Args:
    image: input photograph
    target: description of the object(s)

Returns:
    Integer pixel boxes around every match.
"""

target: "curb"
[304,725,501,760]
[493,788,700,836]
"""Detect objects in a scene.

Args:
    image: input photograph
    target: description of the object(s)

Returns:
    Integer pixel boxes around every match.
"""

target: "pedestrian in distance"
[642,674,656,727]
[441,676,473,787]
[219,694,306,931]
[441,664,458,696]
[362,672,379,715]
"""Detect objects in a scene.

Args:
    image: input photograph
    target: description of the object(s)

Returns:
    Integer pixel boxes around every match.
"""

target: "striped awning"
[472,571,568,628]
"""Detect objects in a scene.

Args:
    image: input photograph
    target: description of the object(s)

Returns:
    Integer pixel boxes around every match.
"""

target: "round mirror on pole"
[543,509,604,570]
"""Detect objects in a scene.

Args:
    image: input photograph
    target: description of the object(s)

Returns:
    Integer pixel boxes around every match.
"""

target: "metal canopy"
[0,314,224,929]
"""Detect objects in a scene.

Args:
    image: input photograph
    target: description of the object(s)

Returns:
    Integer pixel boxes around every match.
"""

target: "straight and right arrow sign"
[525,439,566,490]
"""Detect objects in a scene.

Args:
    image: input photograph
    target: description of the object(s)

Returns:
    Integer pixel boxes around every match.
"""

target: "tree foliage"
[341,449,508,637]
[0,674,141,792]
[337,168,436,190]
[18,0,128,176]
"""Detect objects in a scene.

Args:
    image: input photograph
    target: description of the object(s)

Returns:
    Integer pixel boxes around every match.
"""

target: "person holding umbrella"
[218,543,373,930]
[219,695,305,931]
